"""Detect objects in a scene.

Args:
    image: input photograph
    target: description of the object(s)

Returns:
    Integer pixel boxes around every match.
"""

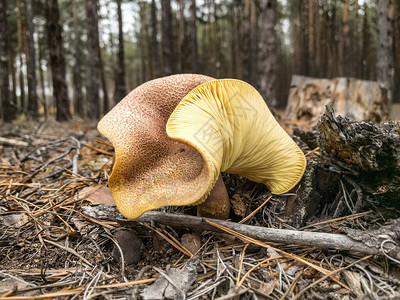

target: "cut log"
[317,105,400,174]
[316,105,400,209]
[283,75,389,130]
[286,105,400,226]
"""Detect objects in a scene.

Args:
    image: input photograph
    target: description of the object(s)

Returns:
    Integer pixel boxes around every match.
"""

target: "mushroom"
[98,76,306,220]
[98,74,216,219]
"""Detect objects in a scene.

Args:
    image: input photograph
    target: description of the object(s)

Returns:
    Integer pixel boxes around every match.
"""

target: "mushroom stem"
[197,174,230,220]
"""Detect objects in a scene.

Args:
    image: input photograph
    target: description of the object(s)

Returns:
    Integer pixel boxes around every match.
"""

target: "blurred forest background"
[0,0,399,122]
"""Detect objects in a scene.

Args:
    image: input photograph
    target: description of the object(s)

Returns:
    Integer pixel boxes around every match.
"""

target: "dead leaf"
[258,279,276,296]
[153,231,168,252]
[343,271,363,296]
[181,233,201,255]
[231,194,251,217]
[80,186,115,205]
[141,258,199,300]
[1,214,30,228]
[112,229,142,265]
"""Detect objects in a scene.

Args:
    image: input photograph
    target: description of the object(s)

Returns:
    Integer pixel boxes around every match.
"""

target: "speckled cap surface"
[98,74,215,219]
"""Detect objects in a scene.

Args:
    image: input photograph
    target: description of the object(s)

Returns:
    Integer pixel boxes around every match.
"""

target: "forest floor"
[0,112,400,299]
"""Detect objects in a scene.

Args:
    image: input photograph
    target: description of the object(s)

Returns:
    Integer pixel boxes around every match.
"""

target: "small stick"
[0,137,29,147]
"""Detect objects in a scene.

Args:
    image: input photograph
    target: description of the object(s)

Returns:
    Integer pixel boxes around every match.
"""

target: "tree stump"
[283,75,389,130]
[285,105,400,226]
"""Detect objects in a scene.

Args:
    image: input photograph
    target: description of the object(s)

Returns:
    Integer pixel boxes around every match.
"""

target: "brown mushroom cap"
[98,74,215,219]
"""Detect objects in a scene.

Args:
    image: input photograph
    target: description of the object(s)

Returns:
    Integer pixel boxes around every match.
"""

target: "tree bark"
[394,1,400,102]
[190,0,198,73]
[319,2,328,77]
[352,0,360,77]
[341,0,351,77]
[16,0,25,112]
[284,75,389,128]
[8,40,18,113]
[307,0,315,76]
[316,105,400,211]
[361,3,371,80]
[289,1,303,75]
[258,0,277,106]
[161,0,174,75]
[71,0,84,118]
[150,0,161,78]
[178,0,185,73]
[0,0,15,122]
[38,39,47,119]
[139,2,154,81]
[113,0,127,104]
[376,0,394,105]
[84,0,100,119]
[327,1,338,78]
[45,0,71,122]
[25,0,38,117]
[242,0,257,86]
[99,45,109,114]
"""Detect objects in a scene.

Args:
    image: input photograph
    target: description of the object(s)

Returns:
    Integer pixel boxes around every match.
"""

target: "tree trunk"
[150,0,161,78]
[283,75,389,129]
[393,1,400,102]
[258,0,277,106]
[8,42,18,113]
[228,4,236,77]
[307,0,315,76]
[244,0,257,86]
[361,3,371,80]
[190,0,198,73]
[376,0,394,106]
[139,2,153,81]
[25,0,38,117]
[327,1,338,78]
[161,0,174,75]
[340,0,351,77]
[235,6,242,78]
[7,7,18,115]
[45,0,71,122]
[0,0,15,122]
[290,1,303,75]
[84,0,100,119]
[99,46,109,114]
[71,0,84,117]
[16,0,25,112]
[210,0,218,77]
[178,0,185,73]
[113,0,127,104]
[38,38,47,119]
[319,2,328,77]
[352,0,360,77]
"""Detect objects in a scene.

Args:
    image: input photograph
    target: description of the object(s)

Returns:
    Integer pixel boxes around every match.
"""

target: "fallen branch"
[81,205,400,260]
[0,137,29,147]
